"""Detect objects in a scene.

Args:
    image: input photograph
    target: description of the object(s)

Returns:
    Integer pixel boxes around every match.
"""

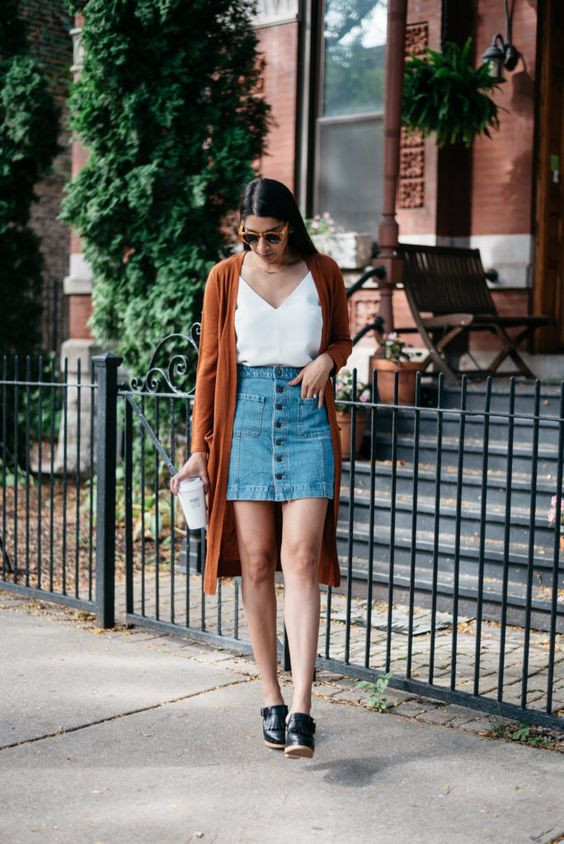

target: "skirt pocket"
[232,393,265,437]
[297,397,331,439]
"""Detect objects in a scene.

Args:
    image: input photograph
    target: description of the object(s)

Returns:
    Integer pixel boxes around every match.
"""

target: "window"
[314,0,387,234]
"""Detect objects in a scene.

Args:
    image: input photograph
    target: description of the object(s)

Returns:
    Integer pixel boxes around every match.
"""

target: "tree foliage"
[402,39,503,148]
[62,0,271,372]
[0,1,60,355]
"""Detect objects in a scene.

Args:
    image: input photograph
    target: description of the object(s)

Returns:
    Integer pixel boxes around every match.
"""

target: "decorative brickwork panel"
[398,179,425,208]
[400,148,424,179]
[349,292,382,344]
[398,22,428,209]
[404,22,429,57]
[400,127,424,148]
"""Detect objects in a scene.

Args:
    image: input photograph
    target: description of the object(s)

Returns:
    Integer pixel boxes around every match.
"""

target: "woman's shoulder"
[309,251,344,281]
[208,252,241,277]
[203,252,242,292]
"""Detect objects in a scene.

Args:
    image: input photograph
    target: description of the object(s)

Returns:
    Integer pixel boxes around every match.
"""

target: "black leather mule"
[261,704,288,750]
[284,712,316,759]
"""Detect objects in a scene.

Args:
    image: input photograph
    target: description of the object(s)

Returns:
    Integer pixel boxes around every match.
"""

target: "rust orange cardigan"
[191,249,353,595]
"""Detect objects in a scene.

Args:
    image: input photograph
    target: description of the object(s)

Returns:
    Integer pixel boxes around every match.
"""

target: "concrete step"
[367,432,561,475]
[335,522,564,588]
[338,487,557,549]
[335,548,563,633]
[364,407,562,449]
[340,461,557,513]
[431,383,562,415]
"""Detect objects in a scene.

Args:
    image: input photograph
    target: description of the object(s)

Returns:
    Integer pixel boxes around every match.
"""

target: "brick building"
[249,0,563,377]
[60,0,563,380]
[20,0,72,356]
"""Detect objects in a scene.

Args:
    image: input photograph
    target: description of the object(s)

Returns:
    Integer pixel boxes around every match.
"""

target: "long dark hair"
[238,178,318,256]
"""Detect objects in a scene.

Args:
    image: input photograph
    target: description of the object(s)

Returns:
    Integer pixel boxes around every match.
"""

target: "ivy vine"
[62,0,271,372]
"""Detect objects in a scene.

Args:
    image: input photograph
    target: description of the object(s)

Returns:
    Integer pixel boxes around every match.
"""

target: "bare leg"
[280,498,329,716]
[232,501,283,707]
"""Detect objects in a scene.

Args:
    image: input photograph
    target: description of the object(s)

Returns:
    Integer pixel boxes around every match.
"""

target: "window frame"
[296,0,386,228]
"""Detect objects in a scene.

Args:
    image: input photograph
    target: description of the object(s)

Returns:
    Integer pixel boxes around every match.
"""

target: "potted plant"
[305,211,373,269]
[334,369,371,457]
[370,333,427,405]
[548,496,564,554]
[402,38,504,148]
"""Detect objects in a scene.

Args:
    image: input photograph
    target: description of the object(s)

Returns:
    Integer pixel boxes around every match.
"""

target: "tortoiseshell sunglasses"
[238,223,289,246]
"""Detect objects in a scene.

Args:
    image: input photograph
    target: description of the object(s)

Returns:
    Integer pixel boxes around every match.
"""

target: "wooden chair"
[394,243,551,384]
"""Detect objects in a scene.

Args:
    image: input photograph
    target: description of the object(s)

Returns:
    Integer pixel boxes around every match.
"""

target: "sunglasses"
[238,223,289,246]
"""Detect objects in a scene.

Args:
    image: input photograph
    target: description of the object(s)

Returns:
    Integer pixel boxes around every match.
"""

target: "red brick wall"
[251,4,541,363]
[254,22,299,192]
[20,0,72,353]
[68,295,93,341]
[471,0,538,235]
[398,0,539,240]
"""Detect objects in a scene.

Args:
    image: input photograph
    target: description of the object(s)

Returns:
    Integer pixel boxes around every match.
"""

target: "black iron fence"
[0,354,97,613]
[1,343,563,728]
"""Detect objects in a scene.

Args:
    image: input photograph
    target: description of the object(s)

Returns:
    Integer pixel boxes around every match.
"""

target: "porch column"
[377,0,408,334]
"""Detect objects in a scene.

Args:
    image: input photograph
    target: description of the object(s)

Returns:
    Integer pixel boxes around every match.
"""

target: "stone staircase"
[337,381,564,632]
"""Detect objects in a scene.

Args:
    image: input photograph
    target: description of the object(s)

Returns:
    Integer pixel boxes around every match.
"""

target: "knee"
[282,544,319,585]
[241,551,275,588]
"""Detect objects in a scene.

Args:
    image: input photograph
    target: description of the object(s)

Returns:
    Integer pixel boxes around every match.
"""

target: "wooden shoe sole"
[264,738,285,750]
[284,743,314,759]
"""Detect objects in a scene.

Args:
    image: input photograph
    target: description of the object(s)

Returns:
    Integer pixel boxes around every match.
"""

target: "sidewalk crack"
[0,675,255,752]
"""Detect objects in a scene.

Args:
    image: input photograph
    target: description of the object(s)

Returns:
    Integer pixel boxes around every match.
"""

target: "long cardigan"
[190,249,353,595]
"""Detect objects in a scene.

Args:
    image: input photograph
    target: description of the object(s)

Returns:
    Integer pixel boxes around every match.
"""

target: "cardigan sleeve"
[324,259,353,378]
[190,266,219,453]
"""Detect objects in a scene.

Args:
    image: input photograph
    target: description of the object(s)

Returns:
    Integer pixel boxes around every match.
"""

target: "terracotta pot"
[336,410,366,458]
[560,534,564,554]
[370,356,427,405]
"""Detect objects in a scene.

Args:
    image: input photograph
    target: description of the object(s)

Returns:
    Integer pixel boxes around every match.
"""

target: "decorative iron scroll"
[128,326,201,396]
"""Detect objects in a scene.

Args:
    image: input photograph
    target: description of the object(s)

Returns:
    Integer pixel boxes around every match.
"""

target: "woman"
[170,177,352,759]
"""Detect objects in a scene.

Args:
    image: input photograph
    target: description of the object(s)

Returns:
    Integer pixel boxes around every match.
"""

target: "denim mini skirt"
[225,364,334,501]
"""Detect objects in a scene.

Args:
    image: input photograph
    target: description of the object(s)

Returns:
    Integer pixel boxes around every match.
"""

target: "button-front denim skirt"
[225,364,334,501]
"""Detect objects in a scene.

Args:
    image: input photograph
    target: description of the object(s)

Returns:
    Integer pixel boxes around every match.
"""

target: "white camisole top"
[235,271,323,367]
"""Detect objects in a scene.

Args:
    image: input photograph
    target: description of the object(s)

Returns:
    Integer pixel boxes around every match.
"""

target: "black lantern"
[482,33,519,79]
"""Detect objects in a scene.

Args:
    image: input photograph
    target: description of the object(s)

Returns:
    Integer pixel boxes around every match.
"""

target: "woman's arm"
[324,259,353,377]
[190,266,220,453]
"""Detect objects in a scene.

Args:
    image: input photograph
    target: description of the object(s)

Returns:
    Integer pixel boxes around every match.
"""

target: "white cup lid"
[179,477,203,491]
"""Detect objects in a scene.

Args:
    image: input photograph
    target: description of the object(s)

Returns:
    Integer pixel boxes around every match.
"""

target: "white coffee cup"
[178,477,207,530]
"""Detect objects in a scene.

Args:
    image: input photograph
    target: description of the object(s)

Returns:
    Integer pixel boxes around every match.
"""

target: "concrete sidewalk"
[1,593,562,844]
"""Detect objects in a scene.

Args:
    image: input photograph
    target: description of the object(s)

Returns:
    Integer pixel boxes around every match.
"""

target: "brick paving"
[116,569,564,721]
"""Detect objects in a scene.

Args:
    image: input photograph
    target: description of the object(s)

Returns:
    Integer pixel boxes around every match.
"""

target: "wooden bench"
[394,243,552,384]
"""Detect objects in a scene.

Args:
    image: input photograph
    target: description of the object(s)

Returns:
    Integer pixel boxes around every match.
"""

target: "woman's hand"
[288,352,334,408]
[170,452,210,495]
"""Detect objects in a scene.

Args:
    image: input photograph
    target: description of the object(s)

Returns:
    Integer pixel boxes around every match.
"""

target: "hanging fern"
[402,38,504,148]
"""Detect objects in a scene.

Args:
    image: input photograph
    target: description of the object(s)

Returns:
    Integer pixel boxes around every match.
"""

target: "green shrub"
[62,0,271,373]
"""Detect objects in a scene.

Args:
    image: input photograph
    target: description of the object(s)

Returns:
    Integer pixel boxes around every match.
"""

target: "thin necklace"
[254,255,300,274]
